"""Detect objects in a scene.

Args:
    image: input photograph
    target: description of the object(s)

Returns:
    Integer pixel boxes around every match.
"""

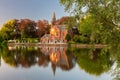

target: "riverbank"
[7,43,67,47]
[7,42,107,48]
[70,44,107,48]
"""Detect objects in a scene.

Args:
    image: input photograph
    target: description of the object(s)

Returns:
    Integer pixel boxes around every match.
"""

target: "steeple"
[51,12,56,25]
[52,12,56,22]
[51,63,56,76]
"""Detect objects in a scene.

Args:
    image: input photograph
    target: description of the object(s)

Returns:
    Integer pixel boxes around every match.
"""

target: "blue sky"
[0,0,69,27]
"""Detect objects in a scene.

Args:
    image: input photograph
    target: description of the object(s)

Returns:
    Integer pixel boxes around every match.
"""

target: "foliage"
[60,0,120,44]
[79,35,90,43]
[37,20,50,37]
[19,19,37,38]
[0,19,50,41]
[56,16,78,29]
[0,34,3,45]
[79,14,103,43]
[79,15,95,35]
[60,0,120,25]
[65,34,71,41]
[67,27,80,41]
[73,35,81,43]
[17,38,39,43]
[0,19,17,40]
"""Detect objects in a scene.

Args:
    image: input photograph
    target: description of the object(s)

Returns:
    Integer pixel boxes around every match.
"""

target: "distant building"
[41,12,67,43]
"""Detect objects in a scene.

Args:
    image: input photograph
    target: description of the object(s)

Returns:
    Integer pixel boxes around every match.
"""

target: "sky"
[0,0,69,28]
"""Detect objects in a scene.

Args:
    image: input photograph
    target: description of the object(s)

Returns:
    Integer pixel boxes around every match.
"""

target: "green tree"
[79,14,102,43]
[60,0,120,44]
[65,34,71,41]
[0,19,18,40]
[0,34,3,45]
[60,0,120,26]
[73,35,81,43]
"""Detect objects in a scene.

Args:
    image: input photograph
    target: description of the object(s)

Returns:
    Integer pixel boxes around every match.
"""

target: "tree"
[79,14,103,43]
[60,0,120,44]
[0,19,18,40]
[37,20,50,38]
[56,16,78,29]
[0,34,3,45]
[60,0,120,27]
[19,19,37,38]
[65,34,71,41]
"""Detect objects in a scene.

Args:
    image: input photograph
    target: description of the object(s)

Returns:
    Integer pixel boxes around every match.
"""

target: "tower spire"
[52,12,56,22]
[51,12,56,25]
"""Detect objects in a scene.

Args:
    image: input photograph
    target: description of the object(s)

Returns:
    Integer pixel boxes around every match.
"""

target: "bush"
[79,35,89,43]
[17,38,39,43]
[65,34,71,41]
[73,35,81,43]
[73,35,89,43]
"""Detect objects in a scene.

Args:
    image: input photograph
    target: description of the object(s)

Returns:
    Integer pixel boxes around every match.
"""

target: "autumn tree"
[37,20,50,38]
[19,19,37,38]
[56,16,78,29]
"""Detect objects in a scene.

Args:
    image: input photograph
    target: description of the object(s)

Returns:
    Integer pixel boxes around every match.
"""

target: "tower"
[51,12,56,25]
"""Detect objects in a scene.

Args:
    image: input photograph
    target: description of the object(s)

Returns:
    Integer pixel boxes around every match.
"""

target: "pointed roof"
[51,12,56,22]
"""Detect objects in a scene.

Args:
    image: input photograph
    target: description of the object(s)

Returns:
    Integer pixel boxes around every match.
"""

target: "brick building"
[41,12,67,43]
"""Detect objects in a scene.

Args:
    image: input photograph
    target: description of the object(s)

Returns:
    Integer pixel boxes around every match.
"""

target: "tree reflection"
[16,47,39,68]
[0,47,1,66]
[37,50,49,67]
[68,47,111,76]
[1,46,76,75]
[3,45,120,79]
[2,46,17,67]
[1,46,39,67]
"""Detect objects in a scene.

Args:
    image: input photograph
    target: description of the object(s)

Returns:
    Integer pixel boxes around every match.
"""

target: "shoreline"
[7,43,107,48]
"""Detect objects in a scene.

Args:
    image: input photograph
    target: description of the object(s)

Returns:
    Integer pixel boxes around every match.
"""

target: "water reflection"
[41,46,76,71]
[1,46,76,74]
[1,45,120,80]
[0,49,1,66]
[67,48,112,75]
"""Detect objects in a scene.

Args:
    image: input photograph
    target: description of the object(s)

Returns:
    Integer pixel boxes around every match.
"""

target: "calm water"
[0,45,119,80]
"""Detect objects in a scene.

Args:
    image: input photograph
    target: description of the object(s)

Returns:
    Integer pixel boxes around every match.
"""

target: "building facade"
[41,12,67,43]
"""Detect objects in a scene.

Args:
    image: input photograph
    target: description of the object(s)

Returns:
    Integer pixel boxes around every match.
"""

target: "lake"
[0,45,119,80]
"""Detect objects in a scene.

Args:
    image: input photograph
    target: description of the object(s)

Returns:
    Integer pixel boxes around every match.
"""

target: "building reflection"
[40,46,76,75]
[39,46,76,75]
[2,46,76,75]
